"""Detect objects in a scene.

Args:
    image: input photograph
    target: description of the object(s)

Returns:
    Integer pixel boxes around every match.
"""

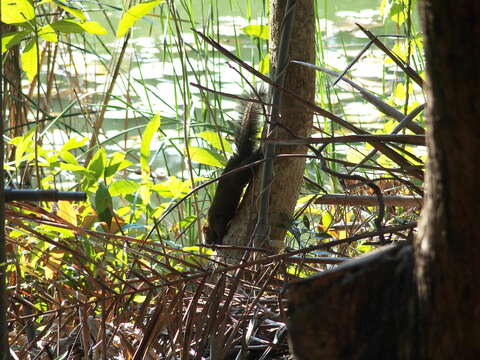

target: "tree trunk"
[285,0,480,358]
[415,0,480,357]
[222,0,315,255]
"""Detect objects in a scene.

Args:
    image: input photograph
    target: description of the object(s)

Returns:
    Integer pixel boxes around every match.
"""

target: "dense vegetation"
[1,0,424,358]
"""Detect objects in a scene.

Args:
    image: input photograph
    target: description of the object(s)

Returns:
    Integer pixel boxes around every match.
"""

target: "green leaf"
[21,39,38,81]
[38,24,57,42]
[259,53,270,74]
[133,294,147,304]
[1,0,35,24]
[56,1,86,22]
[140,113,161,179]
[83,148,106,190]
[95,183,114,228]
[197,131,233,153]
[78,21,108,35]
[152,176,191,199]
[242,24,269,40]
[117,0,165,38]
[61,136,87,152]
[1,31,31,53]
[88,148,106,180]
[14,126,35,167]
[188,147,225,167]
[59,163,88,172]
[50,19,85,34]
[59,150,78,165]
[105,152,132,178]
[110,180,140,196]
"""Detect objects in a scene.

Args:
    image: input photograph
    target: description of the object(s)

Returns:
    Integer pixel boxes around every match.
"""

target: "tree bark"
[285,0,480,358]
[222,0,315,256]
[415,0,480,357]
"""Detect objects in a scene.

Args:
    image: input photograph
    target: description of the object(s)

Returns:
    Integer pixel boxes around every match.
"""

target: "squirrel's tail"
[235,91,265,160]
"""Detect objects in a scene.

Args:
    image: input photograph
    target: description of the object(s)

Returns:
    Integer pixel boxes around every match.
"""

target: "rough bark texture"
[285,1,480,358]
[415,1,480,357]
[222,0,315,256]
[285,244,417,359]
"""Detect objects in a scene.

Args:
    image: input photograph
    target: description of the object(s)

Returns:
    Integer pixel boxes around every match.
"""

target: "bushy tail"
[235,91,265,160]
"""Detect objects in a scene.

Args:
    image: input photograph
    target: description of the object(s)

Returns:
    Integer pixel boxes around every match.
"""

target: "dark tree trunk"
[415,0,480,357]
[285,1,480,358]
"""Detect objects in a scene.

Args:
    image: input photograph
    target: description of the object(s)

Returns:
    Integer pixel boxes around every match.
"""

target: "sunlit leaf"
[117,0,165,38]
[58,201,77,226]
[38,24,57,42]
[133,294,147,304]
[188,147,225,167]
[197,131,233,153]
[59,163,88,172]
[242,24,269,40]
[14,126,35,167]
[79,21,108,35]
[56,1,86,22]
[1,0,35,24]
[105,152,132,178]
[110,180,140,196]
[140,113,161,179]
[259,53,270,74]
[1,30,31,52]
[61,137,88,152]
[139,183,151,205]
[21,39,38,81]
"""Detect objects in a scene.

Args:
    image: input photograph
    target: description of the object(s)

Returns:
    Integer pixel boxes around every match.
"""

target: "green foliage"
[1,0,107,80]
[116,0,166,38]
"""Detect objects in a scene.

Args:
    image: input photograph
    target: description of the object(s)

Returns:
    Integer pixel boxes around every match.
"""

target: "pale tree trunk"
[222,0,315,256]
[285,0,480,358]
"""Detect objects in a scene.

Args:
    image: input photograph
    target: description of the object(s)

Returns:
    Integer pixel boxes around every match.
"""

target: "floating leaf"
[117,0,165,38]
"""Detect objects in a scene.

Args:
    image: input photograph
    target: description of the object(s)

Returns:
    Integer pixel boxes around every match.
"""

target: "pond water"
[45,0,424,178]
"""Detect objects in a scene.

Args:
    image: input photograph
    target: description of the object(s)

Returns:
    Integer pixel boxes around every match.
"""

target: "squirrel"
[204,93,263,245]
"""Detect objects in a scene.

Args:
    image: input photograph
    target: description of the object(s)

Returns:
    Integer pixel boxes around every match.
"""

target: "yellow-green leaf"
[110,180,140,196]
[188,147,225,167]
[58,201,77,226]
[21,39,38,81]
[61,136,88,152]
[57,2,86,22]
[1,30,31,52]
[140,113,161,179]
[78,21,108,35]
[38,24,58,42]
[197,131,232,153]
[259,53,270,74]
[116,0,165,38]
[242,24,269,40]
[1,0,35,24]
